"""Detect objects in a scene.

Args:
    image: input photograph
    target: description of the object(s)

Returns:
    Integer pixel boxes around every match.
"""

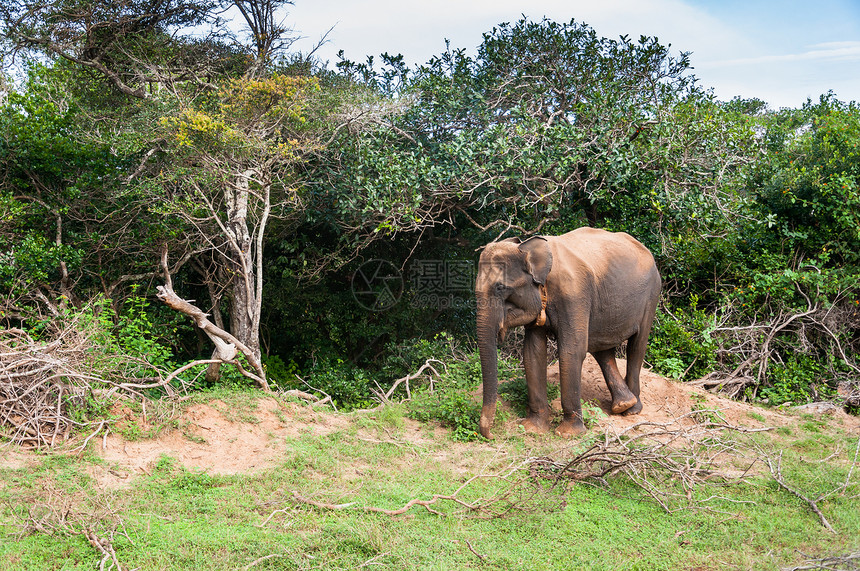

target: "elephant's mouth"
[498,302,532,344]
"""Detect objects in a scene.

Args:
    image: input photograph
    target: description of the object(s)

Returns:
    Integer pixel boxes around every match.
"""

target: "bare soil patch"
[88,398,349,487]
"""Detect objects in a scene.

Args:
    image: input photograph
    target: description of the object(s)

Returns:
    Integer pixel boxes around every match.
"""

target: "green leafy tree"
[147,73,323,363]
[0,0,234,98]
[325,18,759,291]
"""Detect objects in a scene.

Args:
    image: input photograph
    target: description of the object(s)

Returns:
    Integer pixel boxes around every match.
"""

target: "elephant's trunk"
[477,294,502,439]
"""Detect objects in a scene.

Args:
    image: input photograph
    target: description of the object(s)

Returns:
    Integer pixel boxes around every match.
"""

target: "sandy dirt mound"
[89,398,349,487]
[553,355,858,431]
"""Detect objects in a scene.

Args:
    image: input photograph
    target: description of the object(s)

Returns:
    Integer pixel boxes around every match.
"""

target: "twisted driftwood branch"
[155,248,270,392]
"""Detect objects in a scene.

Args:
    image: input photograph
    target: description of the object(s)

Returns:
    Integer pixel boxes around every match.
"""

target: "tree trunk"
[205,270,226,384]
[225,169,263,364]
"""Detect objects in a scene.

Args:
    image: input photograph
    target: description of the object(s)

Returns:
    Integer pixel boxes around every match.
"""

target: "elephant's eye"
[494,283,506,293]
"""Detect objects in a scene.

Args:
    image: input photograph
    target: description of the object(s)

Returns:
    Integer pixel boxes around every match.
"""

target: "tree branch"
[155,248,270,391]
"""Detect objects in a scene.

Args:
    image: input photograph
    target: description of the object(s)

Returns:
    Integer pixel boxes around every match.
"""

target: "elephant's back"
[550,227,657,277]
[548,228,660,349]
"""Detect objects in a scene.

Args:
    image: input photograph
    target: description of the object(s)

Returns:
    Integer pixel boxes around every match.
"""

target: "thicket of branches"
[1,3,859,445]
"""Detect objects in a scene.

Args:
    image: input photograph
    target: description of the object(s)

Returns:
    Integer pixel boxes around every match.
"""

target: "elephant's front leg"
[521,326,551,434]
[555,343,587,438]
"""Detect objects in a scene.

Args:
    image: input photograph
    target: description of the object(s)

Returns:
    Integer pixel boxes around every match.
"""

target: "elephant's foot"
[620,399,643,416]
[521,412,551,434]
[479,404,497,440]
[611,393,639,414]
[554,419,586,438]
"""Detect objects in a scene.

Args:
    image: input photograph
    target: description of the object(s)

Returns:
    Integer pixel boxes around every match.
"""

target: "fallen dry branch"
[785,550,860,571]
[764,434,860,534]
[0,316,181,448]
[372,358,445,404]
[155,255,270,392]
[531,413,770,513]
[280,388,332,407]
[692,296,860,406]
[11,488,129,571]
[280,415,773,521]
[275,459,562,521]
[766,452,836,533]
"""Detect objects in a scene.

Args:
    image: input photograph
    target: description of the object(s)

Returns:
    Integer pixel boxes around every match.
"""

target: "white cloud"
[702,40,860,68]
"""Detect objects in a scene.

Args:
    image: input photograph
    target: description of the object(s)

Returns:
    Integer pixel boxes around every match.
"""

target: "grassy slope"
[1,396,858,571]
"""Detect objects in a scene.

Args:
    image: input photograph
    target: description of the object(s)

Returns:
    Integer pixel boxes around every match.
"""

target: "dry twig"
[531,412,770,513]
[784,550,860,570]
[270,458,561,522]
[763,434,860,534]
[0,314,182,448]
[371,358,445,404]
[156,248,270,391]
[11,488,129,571]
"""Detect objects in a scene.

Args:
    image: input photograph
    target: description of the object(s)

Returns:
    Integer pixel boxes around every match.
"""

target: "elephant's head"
[475,236,552,439]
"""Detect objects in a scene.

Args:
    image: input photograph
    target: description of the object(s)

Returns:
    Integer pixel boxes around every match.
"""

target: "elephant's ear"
[519,236,552,285]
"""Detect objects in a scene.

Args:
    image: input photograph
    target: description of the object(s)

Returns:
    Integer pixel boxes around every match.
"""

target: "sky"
[282,0,860,109]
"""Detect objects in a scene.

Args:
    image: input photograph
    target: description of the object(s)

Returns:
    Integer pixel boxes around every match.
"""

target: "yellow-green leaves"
[160,74,321,158]
[220,74,320,127]
[161,108,239,149]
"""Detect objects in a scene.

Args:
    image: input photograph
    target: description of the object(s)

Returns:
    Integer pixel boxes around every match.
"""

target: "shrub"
[759,355,834,406]
[405,343,524,441]
[648,299,718,381]
[274,357,377,411]
[409,386,481,441]
[499,376,559,416]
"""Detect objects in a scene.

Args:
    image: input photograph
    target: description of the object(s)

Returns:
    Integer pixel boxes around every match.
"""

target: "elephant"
[475,227,661,439]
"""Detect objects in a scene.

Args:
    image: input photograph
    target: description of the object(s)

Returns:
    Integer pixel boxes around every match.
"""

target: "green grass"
[1,394,858,570]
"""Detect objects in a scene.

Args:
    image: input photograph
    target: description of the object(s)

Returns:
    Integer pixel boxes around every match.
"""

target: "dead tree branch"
[765,452,835,533]
[155,249,270,391]
[274,458,562,521]
[0,315,181,448]
[531,413,770,513]
[371,358,445,404]
[785,550,860,570]
[763,435,860,535]
[11,487,129,571]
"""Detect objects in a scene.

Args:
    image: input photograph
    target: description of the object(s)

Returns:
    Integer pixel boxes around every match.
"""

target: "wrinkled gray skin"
[476,227,661,439]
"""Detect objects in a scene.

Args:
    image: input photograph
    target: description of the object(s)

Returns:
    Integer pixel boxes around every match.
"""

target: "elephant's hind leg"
[593,349,638,414]
[621,328,652,416]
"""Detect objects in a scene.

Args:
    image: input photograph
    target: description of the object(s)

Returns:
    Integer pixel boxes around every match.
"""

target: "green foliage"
[751,95,860,264]
[409,384,482,441]
[380,332,458,381]
[499,376,559,416]
[261,354,302,386]
[407,348,482,441]
[322,16,753,252]
[272,357,377,411]
[406,347,523,441]
[649,301,718,381]
[760,356,832,406]
[2,7,859,416]
[113,289,175,369]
